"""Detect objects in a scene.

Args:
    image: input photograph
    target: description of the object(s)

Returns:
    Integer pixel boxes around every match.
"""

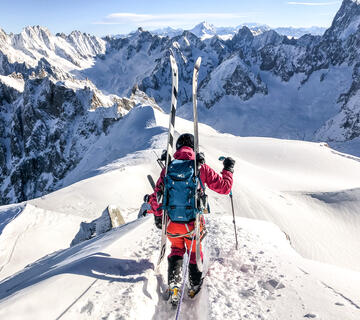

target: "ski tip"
[195,56,202,68]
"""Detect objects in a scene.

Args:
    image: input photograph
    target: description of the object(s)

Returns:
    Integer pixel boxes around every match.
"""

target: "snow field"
[0,204,84,280]
[155,108,360,270]
[1,212,359,319]
[0,105,360,319]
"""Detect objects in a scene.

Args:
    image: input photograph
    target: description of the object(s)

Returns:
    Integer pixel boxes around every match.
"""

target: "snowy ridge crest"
[2,26,105,71]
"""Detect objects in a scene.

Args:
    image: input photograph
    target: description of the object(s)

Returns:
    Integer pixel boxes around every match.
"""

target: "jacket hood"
[173,146,195,160]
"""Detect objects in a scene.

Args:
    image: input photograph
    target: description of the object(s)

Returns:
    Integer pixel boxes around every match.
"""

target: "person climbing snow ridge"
[149,133,235,304]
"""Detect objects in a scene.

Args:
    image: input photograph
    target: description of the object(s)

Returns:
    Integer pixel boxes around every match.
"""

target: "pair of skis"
[156,52,203,271]
[155,52,203,317]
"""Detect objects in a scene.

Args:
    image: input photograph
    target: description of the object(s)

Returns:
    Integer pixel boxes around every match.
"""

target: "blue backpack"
[162,159,201,222]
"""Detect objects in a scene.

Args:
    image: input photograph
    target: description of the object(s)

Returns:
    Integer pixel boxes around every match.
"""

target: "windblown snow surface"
[0,105,360,319]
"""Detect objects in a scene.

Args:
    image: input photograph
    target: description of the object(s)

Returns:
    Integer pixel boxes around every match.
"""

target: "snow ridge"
[0,104,360,319]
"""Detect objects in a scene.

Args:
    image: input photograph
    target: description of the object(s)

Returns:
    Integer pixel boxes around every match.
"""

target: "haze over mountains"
[1,0,360,205]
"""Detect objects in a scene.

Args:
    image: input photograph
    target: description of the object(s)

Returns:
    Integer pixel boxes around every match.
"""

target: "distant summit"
[189,21,217,39]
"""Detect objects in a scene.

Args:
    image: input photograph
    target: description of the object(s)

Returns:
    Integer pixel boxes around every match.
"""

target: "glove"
[138,202,151,218]
[143,194,150,202]
[223,157,235,173]
[154,215,163,230]
[196,152,205,165]
[160,149,171,163]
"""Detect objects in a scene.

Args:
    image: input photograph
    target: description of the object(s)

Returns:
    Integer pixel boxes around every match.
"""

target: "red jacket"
[149,146,233,217]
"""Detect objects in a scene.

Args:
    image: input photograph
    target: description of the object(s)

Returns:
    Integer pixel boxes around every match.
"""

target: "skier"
[149,133,235,300]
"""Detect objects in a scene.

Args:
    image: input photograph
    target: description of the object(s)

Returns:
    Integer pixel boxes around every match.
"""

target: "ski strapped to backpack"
[156,50,178,270]
[192,56,203,273]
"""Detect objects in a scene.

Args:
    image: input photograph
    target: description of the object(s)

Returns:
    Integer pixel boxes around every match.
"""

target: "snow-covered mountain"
[0,26,105,73]
[0,50,159,205]
[1,0,360,206]
[0,105,360,319]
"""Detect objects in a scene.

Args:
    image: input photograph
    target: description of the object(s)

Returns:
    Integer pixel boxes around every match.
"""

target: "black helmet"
[176,133,194,150]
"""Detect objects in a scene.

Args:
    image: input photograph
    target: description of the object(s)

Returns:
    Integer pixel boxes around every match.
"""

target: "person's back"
[149,133,235,303]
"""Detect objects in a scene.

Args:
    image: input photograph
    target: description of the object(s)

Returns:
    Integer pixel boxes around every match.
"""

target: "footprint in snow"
[258,279,285,293]
[80,301,94,314]
[304,313,318,318]
[240,264,254,273]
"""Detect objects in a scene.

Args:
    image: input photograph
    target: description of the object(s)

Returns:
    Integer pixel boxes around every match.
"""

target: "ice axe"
[219,156,239,250]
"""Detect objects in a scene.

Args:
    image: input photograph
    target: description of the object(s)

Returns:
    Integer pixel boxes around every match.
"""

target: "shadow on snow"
[0,217,153,301]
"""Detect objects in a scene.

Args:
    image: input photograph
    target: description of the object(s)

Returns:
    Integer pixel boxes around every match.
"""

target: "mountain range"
[151,22,326,40]
[1,0,360,205]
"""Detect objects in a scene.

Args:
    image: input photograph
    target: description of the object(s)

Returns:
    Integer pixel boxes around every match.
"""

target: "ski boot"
[169,285,181,306]
[188,263,203,298]
[167,255,183,306]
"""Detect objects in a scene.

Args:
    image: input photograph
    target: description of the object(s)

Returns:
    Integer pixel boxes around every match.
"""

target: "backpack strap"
[198,175,205,191]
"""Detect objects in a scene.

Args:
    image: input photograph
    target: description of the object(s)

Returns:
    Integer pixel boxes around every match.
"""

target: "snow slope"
[0,105,360,319]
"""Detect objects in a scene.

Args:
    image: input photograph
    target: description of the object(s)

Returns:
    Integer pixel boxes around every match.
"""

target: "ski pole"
[219,156,238,250]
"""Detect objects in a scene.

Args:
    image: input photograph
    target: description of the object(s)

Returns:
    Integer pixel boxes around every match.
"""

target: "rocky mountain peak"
[253,29,283,49]
[230,26,254,50]
[325,0,360,40]
[190,21,217,38]
[22,25,52,39]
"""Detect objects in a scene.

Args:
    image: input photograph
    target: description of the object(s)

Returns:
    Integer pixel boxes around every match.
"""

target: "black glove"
[154,215,162,230]
[223,157,235,173]
[143,194,150,202]
[196,152,205,165]
[160,149,171,164]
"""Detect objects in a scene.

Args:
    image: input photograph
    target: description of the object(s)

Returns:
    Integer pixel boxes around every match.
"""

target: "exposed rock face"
[0,72,155,205]
[316,62,360,141]
[0,74,23,104]
[1,77,101,204]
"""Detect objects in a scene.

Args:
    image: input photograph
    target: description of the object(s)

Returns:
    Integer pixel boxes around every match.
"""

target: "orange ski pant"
[167,220,203,264]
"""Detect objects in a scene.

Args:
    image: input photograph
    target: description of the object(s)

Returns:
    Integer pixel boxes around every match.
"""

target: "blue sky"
[0,0,343,36]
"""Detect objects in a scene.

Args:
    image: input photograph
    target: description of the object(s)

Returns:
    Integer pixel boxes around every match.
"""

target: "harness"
[166,218,208,241]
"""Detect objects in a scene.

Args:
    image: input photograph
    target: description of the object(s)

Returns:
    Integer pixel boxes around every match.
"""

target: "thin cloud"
[94,12,256,26]
[287,1,340,5]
